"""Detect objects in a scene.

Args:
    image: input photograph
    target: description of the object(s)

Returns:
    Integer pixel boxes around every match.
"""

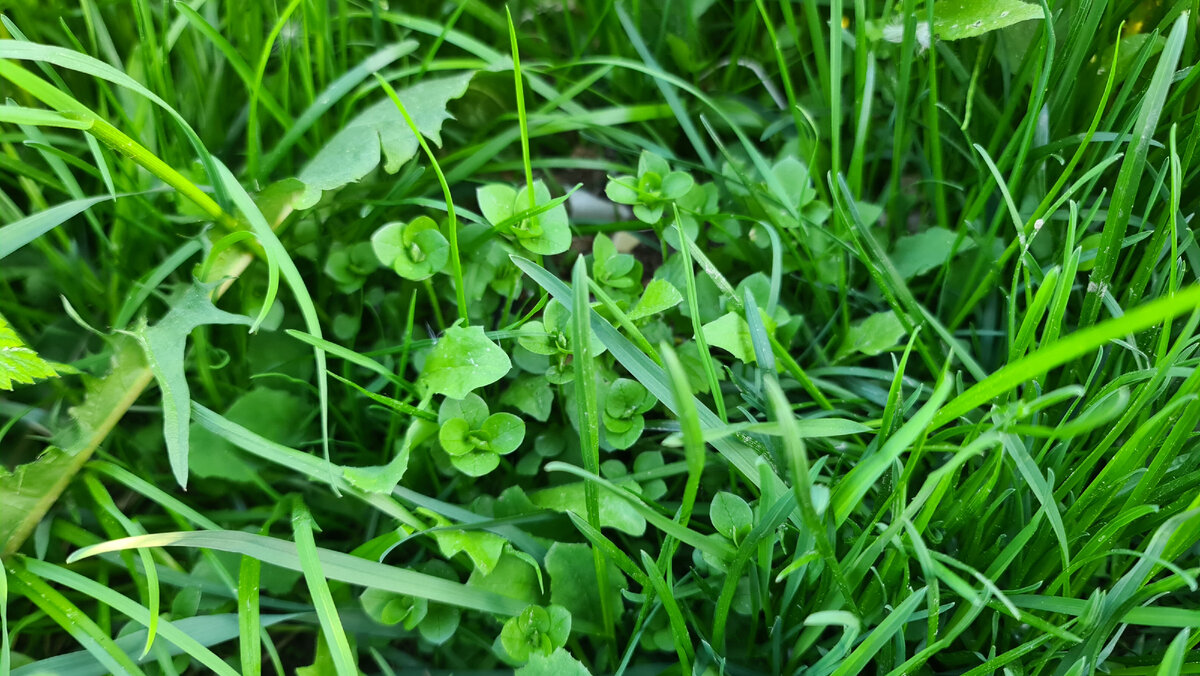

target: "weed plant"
[2,0,1200,674]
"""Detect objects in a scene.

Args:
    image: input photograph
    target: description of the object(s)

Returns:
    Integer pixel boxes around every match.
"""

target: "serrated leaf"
[126,281,253,488]
[421,511,506,576]
[420,325,511,399]
[0,314,59,390]
[296,72,475,208]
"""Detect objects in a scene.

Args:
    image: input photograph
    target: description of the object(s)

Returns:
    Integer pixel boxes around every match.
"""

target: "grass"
[2,0,1200,674]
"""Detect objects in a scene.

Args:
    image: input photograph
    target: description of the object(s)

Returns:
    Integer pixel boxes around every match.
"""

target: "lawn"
[3,0,1200,674]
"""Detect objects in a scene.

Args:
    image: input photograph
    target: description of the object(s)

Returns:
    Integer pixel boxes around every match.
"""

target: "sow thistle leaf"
[420,325,511,399]
[126,281,254,488]
[0,313,59,390]
[296,72,475,209]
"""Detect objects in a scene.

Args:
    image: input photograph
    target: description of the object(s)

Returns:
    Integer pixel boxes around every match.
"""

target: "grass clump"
[3,1,1200,674]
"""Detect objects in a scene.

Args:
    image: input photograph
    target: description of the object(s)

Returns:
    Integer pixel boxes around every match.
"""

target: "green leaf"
[629,279,683,321]
[500,605,571,662]
[837,310,907,358]
[516,647,592,676]
[188,388,306,485]
[477,183,518,224]
[932,0,1042,40]
[126,280,253,488]
[468,551,543,607]
[439,393,491,429]
[482,413,526,454]
[702,311,775,363]
[890,227,975,279]
[0,195,114,261]
[709,491,753,543]
[545,542,626,635]
[529,482,648,536]
[360,587,427,630]
[0,313,58,390]
[420,325,511,399]
[66,530,528,615]
[501,374,554,422]
[881,0,1042,46]
[513,181,571,256]
[448,448,502,476]
[419,603,461,645]
[296,72,475,208]
[371,216,450,281]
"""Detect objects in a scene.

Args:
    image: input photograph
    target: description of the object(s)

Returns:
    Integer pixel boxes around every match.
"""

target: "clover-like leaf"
[604,175,640,205]
[477,183,518,225]
[371,216,449,281]
[512,182,571,255]
[661,171,695,200]
[361,587,428,630]
[421,324,511,399]
[479,181,571,255]
[500,374,554,422]
[500,604,572,662]
[439,418,476,456]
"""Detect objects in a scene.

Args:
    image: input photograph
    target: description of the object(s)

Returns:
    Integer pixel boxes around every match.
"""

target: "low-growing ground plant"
[2,1,1200,674]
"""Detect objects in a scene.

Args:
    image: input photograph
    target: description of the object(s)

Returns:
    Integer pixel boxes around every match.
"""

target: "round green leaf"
[710,491,754,543]
[449,449,502,477]
[482,412,525,455]
[438,417,475,456]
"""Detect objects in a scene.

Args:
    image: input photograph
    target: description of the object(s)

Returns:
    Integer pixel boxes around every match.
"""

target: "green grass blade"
[65,530,527,615]
[18,557,239,676]
[932,285,1200,428]
[1080,14,1189,328]
[290,500,356,676]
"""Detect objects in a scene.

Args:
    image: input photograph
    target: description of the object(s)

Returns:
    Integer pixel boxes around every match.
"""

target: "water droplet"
[1000,10,1009,17]
[972,19,983,28]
